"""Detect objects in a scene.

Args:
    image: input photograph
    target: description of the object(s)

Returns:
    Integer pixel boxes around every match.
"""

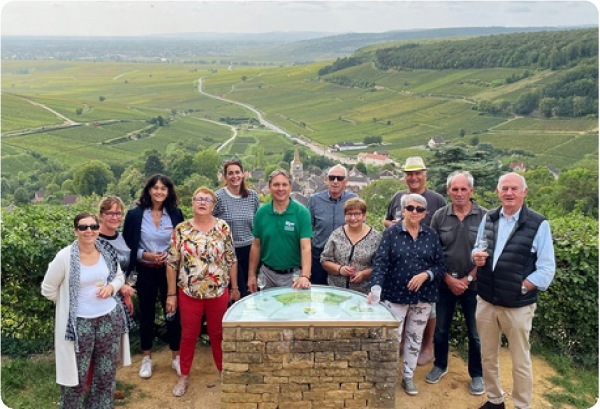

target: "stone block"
[344,399,368,408]
[256,328,282,342]
[222,383,248,393]
[222,341,237,352]
[223,362,250,372]
[264,376,289,384]
[222,392,263,403]
[368,350,398,362]
[237,341,266,353]
[340,382,358,390]
[223,327,237,341]
[266,341,292,354]
[225,372,265,385]
[282,353,314,369]
[315,360,348,369]
[291,341,315,353]
[292,327,311,340]
[314,351,334,362]
[301,390,326,401]
[239,328,257,341]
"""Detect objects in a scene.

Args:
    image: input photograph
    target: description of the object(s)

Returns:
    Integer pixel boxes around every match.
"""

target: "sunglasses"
[328,175,346,182]
[77,224,100,231]
[193,197,214,204]
[404,205,427,213]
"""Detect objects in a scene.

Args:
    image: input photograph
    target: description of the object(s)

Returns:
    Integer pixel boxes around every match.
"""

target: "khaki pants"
[476,297,536,409]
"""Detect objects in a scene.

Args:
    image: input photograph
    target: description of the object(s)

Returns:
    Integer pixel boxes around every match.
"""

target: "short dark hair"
[137,174,179,212]
[74,212,99,229]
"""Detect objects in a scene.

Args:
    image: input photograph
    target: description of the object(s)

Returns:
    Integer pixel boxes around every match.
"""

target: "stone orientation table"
[221,285,399,409]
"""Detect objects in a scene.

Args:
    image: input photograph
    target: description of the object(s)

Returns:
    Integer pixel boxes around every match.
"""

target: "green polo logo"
[284,220,295,231]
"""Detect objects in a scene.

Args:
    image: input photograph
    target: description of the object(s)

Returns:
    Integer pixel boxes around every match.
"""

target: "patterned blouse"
[371,222,446,305]
[167,218,237,299]
[321,225,382,294]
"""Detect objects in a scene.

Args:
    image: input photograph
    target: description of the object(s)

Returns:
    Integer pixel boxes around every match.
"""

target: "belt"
[263,263,299,275]
[138,261,163,270]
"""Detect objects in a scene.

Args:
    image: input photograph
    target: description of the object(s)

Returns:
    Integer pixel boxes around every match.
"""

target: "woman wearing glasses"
[122,174,184,379]
[369,193,446,396]
[42,212,133,409]
[166,187,239,397]
[98,196,135,313]
[213,159,259,298]
[320,198,381,294]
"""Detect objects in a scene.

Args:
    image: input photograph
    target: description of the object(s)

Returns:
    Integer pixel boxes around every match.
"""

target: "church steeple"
[290,146,303,179]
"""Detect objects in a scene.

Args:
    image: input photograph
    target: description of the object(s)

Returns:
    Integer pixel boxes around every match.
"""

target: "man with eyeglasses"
[248,169,313,291]
[307,164,358,285]
[383,156,446,366]
[426,171,487,396]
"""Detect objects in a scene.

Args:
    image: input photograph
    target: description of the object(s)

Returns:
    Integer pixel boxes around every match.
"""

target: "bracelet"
[338,265,344,275]
[167,294,177,297]
[301,275,310,280]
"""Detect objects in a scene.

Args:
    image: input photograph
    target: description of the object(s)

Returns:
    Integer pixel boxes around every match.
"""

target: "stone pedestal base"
[221,325,399,409]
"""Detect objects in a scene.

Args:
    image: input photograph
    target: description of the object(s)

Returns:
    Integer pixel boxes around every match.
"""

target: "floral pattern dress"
[320,225,382,294]
[167,218,237,299]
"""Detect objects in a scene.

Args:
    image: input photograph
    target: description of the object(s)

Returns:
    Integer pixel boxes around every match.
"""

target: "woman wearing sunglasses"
[166,187,239,397]
[122,174,184,379]
[369,193,446,396]
[42,212,133,409]
[320,198,381,294]
[212,159,259,298]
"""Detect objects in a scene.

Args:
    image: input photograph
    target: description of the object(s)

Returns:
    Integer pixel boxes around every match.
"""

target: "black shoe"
[478,402,505,409]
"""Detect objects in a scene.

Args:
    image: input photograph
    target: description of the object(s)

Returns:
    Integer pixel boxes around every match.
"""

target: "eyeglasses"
[193,197,214,204]
[328,175,346,182]
[77,224,100,231]
[404,205,427,213]
[104,211,123,218]
[345,212,364,218]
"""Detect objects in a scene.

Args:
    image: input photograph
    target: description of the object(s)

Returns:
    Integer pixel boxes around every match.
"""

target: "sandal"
[172,378,189,397]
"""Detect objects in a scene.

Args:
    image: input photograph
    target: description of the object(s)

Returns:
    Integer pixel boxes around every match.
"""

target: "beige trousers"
[475,296,537,409]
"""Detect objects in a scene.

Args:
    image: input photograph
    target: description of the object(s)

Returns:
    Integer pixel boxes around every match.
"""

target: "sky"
[1,1,598,37]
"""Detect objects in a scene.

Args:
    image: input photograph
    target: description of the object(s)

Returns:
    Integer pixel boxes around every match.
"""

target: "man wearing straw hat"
[383,156,446,365]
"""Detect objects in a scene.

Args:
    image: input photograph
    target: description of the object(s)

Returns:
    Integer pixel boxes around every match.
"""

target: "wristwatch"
[521,285,528,295]
[466,274,473,283]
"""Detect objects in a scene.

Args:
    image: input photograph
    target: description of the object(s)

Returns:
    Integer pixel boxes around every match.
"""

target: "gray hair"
[497,172,528,190]
[268,168,291,185]
[327,164,348,177]
[446,171,474,189]
[400,193,427,209]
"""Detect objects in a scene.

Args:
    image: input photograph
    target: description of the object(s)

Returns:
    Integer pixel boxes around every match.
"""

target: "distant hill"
[2,26,595,64]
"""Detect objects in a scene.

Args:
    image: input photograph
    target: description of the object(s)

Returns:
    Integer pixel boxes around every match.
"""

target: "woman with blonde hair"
[166,186,240,397]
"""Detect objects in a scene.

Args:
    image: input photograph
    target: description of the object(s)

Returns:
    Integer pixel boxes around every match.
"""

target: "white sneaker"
[172,356,181,376]
[139,356,153,378]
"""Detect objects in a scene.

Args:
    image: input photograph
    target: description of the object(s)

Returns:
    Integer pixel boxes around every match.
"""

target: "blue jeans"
[433,285,482,378]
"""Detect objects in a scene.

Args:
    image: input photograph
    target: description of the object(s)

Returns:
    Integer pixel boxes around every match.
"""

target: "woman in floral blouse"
[320,198,381,294]
[166,187,239,397]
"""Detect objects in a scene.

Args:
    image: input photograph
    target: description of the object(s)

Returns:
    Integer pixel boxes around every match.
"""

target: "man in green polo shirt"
[248,169,313,291]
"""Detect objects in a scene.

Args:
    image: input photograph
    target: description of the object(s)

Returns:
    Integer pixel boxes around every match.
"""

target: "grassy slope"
[1,59,597,177]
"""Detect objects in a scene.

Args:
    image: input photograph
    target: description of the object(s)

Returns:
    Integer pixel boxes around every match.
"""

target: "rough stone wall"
[221,326,399,409]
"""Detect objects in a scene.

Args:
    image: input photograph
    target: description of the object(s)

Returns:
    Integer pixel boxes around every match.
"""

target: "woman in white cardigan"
[42,212,133,409]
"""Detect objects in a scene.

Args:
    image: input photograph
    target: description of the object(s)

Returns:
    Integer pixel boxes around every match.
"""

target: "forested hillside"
[319,28,598,118]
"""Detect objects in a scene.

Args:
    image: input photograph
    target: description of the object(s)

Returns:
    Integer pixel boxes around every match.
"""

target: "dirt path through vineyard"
[116,345,558,409]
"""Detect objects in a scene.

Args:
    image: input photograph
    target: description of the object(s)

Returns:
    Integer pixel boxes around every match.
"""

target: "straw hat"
[402,156,427,171]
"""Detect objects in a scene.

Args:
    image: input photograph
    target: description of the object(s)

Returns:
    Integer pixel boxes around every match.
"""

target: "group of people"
[42,155,555,409]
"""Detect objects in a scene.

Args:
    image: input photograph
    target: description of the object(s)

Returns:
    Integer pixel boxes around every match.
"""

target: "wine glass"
[476,237,488,251]
[292,270,301,285]
[126,271,138,287]
[257,275,266,292]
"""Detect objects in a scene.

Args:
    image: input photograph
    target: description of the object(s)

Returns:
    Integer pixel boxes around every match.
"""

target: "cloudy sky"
[1,1,597,36]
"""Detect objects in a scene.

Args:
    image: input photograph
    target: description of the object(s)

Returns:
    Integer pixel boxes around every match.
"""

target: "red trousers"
[178,288,229,375]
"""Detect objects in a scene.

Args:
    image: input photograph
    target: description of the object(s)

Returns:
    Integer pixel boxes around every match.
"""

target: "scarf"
[65,239,135,351]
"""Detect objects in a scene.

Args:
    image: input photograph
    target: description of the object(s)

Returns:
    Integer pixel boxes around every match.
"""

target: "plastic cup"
[371,285,382,304]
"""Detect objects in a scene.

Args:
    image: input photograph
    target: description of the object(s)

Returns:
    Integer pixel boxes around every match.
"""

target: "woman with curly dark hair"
[122,174,184,379]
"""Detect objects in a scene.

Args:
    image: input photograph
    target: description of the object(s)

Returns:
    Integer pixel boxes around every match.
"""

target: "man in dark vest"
[473,173,556,409]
